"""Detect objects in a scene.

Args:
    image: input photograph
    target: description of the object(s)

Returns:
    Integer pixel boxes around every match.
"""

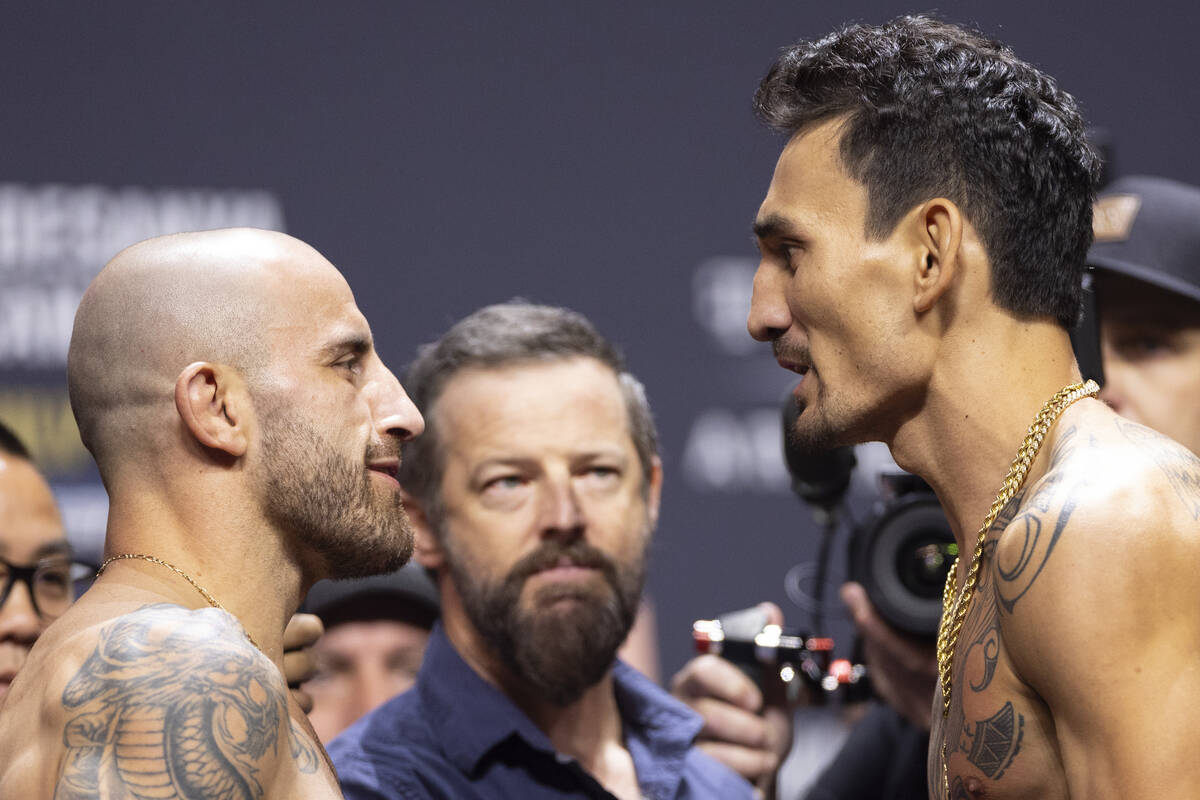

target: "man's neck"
[886,316,1083,550]
[101,484,303,666]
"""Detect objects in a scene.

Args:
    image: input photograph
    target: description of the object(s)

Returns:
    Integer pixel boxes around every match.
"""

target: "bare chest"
[929,590,1065,800]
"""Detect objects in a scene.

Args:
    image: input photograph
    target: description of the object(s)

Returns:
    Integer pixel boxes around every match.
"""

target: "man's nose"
[370,361,425,442]
[747,260,792,343]
[352,662,410,719]
[0,582,45,644]
[537,478,585,540]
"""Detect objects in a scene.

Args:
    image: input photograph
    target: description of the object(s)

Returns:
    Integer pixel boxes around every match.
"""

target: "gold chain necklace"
[97,553,261,651]
[935,379,1097,795]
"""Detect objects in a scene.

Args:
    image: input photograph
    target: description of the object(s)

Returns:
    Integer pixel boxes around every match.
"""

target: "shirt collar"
[418,623,560,774]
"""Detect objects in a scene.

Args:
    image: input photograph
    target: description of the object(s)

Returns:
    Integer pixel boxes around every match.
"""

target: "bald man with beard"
[0,228,424,800]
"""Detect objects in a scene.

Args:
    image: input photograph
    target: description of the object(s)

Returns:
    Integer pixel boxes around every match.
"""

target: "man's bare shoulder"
[993,406,1200,676]
[0,603,330,800]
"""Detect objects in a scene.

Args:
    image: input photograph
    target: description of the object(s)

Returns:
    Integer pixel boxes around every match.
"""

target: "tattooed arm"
[997,427,1200,799]
[53,604,331,800]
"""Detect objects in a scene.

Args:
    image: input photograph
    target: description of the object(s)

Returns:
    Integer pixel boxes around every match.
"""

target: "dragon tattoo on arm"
[54,604,319,800]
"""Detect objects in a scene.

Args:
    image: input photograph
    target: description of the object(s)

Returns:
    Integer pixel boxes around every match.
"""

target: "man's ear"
[174,362,249,457]
[645,456,664,530]
[403,490,445,570]
[912,197,964,314]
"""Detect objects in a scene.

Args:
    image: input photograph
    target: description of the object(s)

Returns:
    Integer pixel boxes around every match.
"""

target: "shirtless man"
[0,228,424,799]
[743,16,1200,800]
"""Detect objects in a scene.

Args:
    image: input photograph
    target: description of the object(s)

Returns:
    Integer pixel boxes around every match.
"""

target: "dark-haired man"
[0,228,424,799]
[329,302,753,800]
[739,16,1199,800]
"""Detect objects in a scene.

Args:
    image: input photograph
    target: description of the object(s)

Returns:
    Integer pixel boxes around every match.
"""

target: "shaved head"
[67,228,340,477]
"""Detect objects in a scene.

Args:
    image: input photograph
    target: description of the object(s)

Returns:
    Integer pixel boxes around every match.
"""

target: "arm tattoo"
[55,604,315,800]
[1116,418,1200,520]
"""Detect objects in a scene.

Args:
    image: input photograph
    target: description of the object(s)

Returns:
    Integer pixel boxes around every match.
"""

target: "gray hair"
[398,302,658,524]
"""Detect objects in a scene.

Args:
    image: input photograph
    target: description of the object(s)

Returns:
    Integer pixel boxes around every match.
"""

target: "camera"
[691,605,864,697]
[846,466,955,637]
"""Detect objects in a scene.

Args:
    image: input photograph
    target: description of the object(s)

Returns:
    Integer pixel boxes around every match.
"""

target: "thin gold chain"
[97,553,261,651]
[936,379,1098,796]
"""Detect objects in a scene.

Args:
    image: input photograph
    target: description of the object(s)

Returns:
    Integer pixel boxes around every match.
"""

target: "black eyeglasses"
[0,556,96,622]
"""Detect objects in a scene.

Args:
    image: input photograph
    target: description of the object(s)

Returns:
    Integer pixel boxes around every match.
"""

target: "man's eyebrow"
[36,540,72,559]
[318,332,372,360]
[752,214,795,241]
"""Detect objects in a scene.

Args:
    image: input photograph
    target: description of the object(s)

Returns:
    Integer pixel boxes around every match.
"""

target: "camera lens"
[895,531,956,600]
[849,495,955,637]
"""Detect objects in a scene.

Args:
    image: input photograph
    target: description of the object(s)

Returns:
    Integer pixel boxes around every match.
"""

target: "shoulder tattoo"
[993,425,1083,613]
[1116,418,1200,520]
[54,604,316,800]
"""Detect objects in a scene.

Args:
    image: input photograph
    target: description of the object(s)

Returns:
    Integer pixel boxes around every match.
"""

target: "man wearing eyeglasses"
[0,422,90,706]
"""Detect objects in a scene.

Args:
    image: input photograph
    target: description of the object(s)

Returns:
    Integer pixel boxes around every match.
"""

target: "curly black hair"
[755,15,1102,328]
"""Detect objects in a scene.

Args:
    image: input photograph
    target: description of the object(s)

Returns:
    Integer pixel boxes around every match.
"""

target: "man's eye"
[483,476,525,492]
[1115,333,1174,359]
[335,357,363,374]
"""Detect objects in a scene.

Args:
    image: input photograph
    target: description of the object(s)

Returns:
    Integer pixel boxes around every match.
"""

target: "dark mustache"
[772,338,811,366]
[508,541,617,586]
[365,441,403,464]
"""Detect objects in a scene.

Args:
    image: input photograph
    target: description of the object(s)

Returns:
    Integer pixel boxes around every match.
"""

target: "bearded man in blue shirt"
[329,302,754,800]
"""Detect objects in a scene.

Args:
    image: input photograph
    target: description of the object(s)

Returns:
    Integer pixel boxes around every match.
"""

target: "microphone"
[781,389,857,514]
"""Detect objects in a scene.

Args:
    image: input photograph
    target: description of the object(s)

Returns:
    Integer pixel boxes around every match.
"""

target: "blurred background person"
[1090,174,1200,456]
[0,421,91,706]
[303,564,440,744]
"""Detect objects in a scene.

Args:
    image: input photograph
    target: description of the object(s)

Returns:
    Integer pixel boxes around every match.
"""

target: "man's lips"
[530,557,600,581]
[367,459,400,483]
[777,359,810,376]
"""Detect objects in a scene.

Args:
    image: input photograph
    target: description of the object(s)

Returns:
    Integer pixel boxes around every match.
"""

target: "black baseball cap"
[303,563,439,630]
[1087,175,1200,305]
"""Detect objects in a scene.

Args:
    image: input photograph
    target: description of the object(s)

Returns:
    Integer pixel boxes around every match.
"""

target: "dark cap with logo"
[303,562,439,630]
[1087,175,1200,305]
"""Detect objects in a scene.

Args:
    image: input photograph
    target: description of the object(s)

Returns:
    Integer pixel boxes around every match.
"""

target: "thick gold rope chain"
[935,379,1098,795]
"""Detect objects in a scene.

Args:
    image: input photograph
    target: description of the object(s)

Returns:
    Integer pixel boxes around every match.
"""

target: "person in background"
[330,302,754,800]
[1090,174,1200,456]
[304,563,439,744]
[0,422,85,706]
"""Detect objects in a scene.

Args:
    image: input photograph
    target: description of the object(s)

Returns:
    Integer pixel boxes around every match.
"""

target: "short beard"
[258,415,413,580]
[445,532,646,707]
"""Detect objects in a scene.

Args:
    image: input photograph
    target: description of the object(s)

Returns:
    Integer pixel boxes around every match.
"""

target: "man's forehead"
[758,119,862,227]
[0,459,66,557]
[438,360,633,450]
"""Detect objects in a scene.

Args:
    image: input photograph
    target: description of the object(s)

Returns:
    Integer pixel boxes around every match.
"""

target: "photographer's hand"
[283,612,324,714]
[670,603,793,799]
[840,582,936,731]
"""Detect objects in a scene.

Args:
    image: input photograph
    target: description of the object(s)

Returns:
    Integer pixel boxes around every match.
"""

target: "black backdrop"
[3,0,1198,677]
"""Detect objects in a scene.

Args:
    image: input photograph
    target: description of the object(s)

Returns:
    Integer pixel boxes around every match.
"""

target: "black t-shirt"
[803,703,928,800]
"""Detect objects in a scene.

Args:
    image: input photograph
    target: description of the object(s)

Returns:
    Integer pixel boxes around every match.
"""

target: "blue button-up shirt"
[329,624,755,800]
